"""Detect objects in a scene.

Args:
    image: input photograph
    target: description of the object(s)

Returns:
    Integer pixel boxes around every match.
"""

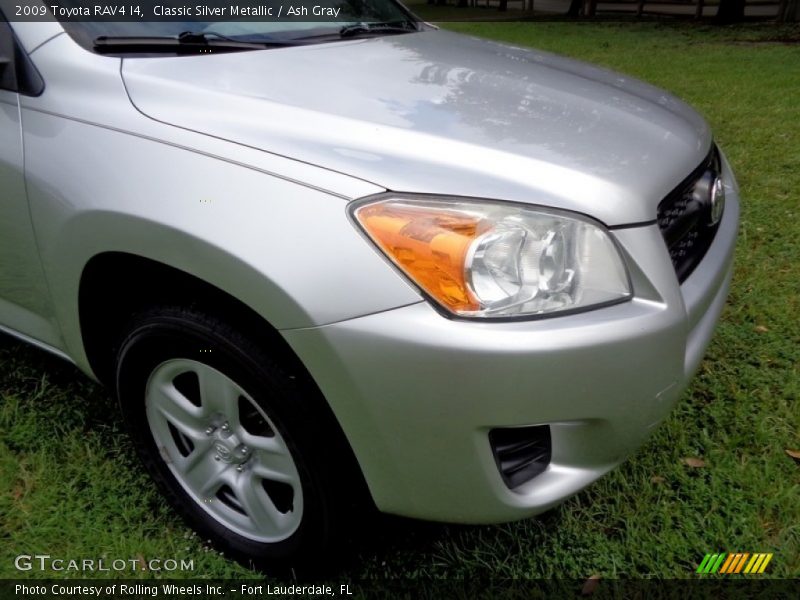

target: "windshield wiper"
[93,31,297,54]
[339,22,418,39]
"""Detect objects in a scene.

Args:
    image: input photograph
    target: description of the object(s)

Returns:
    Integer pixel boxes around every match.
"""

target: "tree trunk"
[715,0,746,22]
[499,0,508,11]
[567,0,583,16]
[695,0,705,18]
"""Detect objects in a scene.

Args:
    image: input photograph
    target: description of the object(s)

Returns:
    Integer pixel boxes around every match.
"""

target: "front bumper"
[282,165,739,524]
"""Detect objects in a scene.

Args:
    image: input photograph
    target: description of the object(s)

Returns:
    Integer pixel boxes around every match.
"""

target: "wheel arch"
[77,250,375,511]
[78,251,304,388]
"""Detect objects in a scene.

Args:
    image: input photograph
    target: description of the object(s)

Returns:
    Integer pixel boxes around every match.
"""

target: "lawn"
[1,21,799,581]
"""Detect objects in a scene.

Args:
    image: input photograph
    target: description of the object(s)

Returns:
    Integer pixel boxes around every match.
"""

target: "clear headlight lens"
[353,197,631,319]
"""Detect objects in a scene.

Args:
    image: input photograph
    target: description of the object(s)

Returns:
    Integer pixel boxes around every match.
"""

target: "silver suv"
[1,1,738,571]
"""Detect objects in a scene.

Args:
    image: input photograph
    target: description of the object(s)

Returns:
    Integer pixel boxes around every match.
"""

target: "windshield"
[58,0,419,53]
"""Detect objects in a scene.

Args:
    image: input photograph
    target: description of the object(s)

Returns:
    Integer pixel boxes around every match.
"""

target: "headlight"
[353,196,631,319]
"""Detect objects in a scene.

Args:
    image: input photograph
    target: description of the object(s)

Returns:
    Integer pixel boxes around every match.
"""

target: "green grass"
[2,22,799,580]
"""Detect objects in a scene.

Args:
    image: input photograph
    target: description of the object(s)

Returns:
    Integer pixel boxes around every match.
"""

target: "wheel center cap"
[213,441,235,463]
[212,436,250,465]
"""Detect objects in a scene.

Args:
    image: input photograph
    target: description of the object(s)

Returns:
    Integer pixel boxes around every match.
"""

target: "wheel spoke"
[251,455,295,484]
[241,433,295,479]
[150,383,206,440]
[181,452,228,498]
[232,471,283,533]
[174,438,214,477]
[241,431,283,455]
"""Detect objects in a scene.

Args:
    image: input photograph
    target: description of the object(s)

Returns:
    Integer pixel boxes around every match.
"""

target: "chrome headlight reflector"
[353,197,631,319]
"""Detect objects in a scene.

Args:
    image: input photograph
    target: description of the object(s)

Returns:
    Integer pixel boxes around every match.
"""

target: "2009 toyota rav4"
[1,0,738,571]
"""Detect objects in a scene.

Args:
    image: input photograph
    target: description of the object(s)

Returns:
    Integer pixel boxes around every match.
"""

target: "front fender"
[22,111,421,374]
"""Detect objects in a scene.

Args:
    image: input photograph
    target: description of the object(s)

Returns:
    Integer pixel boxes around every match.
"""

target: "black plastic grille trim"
[489,425,551,490]
[657,146,722,283]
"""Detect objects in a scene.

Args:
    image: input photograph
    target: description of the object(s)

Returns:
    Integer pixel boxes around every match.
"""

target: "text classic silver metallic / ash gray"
[0,1,738,570]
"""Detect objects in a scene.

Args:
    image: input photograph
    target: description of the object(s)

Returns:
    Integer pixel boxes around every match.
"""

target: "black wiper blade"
[339,22,418,39]
[93,32,296,54]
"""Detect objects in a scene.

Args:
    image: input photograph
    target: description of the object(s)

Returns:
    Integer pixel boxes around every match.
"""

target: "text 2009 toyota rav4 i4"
[1,1,738,570]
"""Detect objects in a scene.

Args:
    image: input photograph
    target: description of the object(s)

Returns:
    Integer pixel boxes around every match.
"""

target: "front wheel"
[115,307,361,573]
[145,357,304,543]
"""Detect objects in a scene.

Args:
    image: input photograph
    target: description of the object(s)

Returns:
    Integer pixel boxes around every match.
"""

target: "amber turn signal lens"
[355,202,486,312]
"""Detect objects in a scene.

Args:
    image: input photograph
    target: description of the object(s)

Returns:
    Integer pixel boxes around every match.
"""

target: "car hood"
[121,29,712,225]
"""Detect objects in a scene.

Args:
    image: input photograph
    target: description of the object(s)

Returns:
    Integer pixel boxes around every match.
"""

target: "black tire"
[114,306,364,576]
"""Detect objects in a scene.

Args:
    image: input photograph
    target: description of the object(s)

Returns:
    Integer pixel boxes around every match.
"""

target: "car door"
[0,16,60,348]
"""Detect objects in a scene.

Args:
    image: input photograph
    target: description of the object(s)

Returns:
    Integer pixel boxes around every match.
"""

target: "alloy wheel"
[145,359,303,542]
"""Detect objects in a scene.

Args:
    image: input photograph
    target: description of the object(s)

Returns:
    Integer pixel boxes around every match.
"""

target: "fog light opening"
[489,425,552,489]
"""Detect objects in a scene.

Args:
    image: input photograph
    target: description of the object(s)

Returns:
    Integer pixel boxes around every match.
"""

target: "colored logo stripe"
[755,553,773,573]
[719,553,735,573]
[697,553,726,574]
[731,553,749,574]
[697,553,773,574]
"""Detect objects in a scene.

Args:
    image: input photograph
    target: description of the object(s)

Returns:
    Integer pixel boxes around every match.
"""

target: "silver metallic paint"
[122,30,711,226]
[0,20,738,524]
